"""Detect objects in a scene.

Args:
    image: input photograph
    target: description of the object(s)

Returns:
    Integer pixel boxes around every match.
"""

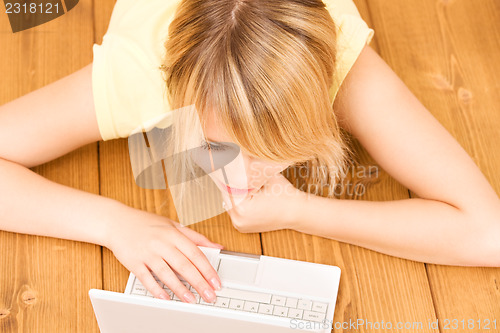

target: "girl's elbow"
[465,219,500,267]
[483,223,500,267]
[456,209,500,267]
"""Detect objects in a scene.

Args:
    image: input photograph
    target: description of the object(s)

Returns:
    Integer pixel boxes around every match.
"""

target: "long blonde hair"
[160,0,355,199]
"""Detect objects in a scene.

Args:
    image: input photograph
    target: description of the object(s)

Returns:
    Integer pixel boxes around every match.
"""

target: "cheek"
[249,163,289,179]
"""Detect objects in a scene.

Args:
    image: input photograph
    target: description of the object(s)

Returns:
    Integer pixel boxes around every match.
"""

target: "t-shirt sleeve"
[91,0,178,141]
[324,0,375,103]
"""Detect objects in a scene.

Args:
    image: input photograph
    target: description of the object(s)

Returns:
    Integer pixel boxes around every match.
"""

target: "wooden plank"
[0,1,101,332]
[367,0,500,330]
[261,0,439,331]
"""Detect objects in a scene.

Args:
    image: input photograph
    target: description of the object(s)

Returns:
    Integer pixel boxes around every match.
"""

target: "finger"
[222,195,239,214]
[173,241,221,301]
[134,266,170,300]
[176,226,224,249]
[167,228,222,291]
[170,252,218,303]
[221,194,231,210]
[147,258,198,304]
[171,221,184,228]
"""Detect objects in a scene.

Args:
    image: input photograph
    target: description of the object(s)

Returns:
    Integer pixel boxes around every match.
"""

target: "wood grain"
[366,0,500,331]
[0,2,101,332]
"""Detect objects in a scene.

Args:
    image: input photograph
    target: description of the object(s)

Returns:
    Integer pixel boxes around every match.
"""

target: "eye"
[201,140,227,151]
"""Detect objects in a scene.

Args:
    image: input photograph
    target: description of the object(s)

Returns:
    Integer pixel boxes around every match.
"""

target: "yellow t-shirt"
[92,0,375,141]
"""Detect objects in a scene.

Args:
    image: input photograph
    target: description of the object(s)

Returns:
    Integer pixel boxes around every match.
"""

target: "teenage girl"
[1,0,499,306]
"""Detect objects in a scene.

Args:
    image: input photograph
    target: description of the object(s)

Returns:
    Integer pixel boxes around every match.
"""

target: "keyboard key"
[303,310,326,322]
[161,288,173,299]
[131,283,147,296]
[285,297,298,308]
[258,304,274,315]
[214,297,230,308]
[297,299,313,310]
[287,308,304,319]
[152,276,164,287]
[271,295,286,306]
[229,299,245,310]
[188,286,200,297]
[273,306,288,317]
[199,298,214,306]
[174,291,199,303]
[312,301,328,313]
[130,282,330,325]
[172,291,198,303]
[134,279,145,287]
[215,288,272,304]
[243,301,259,313]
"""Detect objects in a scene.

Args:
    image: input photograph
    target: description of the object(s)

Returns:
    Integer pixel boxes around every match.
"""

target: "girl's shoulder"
[323,0,375,104]
[91,0,181,141]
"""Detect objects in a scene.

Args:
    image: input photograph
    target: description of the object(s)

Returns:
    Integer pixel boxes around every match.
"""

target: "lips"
[217,180,255,196]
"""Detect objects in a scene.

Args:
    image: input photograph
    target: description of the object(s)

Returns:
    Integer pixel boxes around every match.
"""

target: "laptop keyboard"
[130,276,328,323]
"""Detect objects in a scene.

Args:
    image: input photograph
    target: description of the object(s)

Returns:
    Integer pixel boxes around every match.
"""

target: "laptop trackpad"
[217,257,258,284]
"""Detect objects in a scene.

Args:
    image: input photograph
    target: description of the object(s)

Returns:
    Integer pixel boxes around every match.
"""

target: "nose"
[237,152,259,188]
[220,151,288,190]
[219,152,259,189]
[243,154,288,186]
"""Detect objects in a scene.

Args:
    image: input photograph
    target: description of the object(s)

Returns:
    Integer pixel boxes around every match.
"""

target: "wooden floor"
[1,0,499,332]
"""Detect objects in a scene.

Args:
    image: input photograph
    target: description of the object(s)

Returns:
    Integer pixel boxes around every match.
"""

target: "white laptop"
[89,246,341,333]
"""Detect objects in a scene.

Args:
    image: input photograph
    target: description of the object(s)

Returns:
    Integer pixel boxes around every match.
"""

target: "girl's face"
[200,111,290,197]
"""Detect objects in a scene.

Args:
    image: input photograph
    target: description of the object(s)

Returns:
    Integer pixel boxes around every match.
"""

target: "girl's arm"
[298,45,500,266]
[0,63,106,242]
[0,65,222,303]
[0,64,102,168]
[0,156,112,246]
[293,195,499,266]
[0,157,222,302]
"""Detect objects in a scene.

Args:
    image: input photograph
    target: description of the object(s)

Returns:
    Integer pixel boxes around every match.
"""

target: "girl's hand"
[222,173,306,233]
[104,206,224,304]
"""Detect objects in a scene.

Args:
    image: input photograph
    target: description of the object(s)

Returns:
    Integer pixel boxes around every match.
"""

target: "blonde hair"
[160,0,354,199]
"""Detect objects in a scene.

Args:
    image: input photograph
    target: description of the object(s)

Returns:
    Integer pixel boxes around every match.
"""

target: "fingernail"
[210,277,221,290]
[183,292,196,304]
[159,293,168,300]
[203,289,216,302]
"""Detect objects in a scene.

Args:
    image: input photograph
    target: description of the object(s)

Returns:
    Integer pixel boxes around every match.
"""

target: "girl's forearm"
[0,157,121,247]
[293,195,500,267]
